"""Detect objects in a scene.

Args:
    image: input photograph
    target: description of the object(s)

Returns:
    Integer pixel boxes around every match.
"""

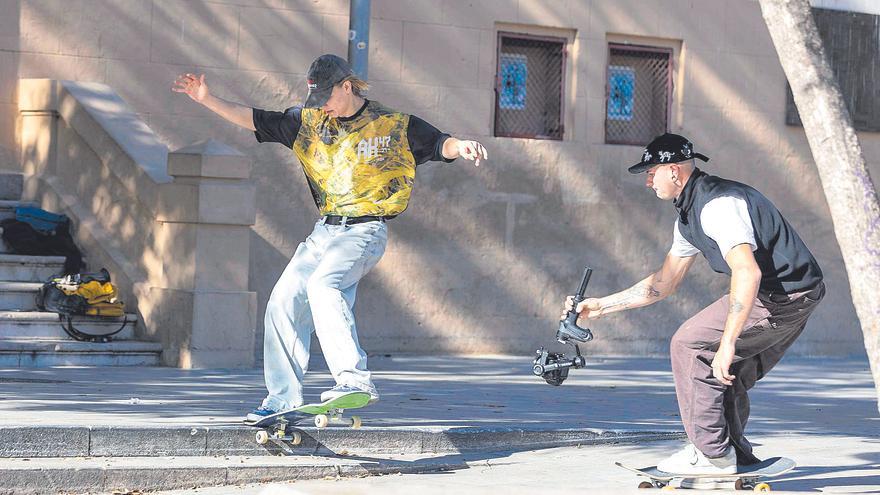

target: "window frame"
[604,42,674,146]
[785,7,880,132]
[494,31,568,141]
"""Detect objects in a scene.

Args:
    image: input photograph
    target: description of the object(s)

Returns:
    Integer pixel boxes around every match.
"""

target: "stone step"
[0,311,137,340]
[0,281,41,310]
[0,338,159,367]
[0,454,464,495]
[0,254,65,281]
[0,172,23,201]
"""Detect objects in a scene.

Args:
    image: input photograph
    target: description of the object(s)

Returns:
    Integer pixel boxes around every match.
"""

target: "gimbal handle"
[565,267,593,321]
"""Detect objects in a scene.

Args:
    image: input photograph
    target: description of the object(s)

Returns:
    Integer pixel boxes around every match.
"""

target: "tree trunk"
[758,0,880,413]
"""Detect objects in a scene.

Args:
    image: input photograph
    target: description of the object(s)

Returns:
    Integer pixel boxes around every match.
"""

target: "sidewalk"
[0,355,876,493]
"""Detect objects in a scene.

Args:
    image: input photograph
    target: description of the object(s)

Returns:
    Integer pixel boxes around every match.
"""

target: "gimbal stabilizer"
[532,267,594,386]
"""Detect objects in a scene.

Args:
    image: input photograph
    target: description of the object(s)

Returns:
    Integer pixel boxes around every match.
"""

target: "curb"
[0,455,470,494]
[0,425,685,458]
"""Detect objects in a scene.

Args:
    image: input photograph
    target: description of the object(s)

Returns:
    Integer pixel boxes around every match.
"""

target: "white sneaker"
[656,444,737,475]
[320,383,380,404]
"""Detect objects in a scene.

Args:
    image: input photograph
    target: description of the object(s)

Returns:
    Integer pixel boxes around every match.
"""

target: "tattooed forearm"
[729,298,744,315]
[642,284,662,298]
[601,282,662,312]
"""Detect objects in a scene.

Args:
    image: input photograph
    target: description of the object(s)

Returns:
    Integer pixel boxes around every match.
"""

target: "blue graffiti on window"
[608,66,635,121]
[500,54,528,110]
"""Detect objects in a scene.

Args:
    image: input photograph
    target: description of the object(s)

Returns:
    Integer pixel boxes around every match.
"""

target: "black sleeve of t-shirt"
[406,115,455,165]
[252,106,303,149]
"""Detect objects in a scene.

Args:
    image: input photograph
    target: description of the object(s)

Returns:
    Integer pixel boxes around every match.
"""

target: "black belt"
[322,215,387,226]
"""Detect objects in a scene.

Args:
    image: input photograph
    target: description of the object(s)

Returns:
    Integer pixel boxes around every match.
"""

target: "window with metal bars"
[605,44,672,145]
[786,8,880,131]
[494,32,566,140]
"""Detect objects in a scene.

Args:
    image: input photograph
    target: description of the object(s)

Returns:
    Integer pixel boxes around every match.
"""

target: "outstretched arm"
[442,137,488,167]
[564,252,697,324]
[172,73,256,131]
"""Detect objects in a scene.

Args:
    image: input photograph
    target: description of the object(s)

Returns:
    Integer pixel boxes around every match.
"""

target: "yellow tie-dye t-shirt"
[293,101,417,216]
[253,100,452,217]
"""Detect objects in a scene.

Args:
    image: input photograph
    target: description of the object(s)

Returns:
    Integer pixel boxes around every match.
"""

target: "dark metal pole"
[348,0,371,79]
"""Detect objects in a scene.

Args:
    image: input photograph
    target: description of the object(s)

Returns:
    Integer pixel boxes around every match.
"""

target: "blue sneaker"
[320,384,379,405]
[244,406,277,425]
[245,405,312,427]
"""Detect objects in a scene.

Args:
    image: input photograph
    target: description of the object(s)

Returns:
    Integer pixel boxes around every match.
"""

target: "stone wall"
[1,0,874,359]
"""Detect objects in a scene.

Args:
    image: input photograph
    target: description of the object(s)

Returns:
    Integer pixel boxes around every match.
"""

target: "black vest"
[674,169,823,294]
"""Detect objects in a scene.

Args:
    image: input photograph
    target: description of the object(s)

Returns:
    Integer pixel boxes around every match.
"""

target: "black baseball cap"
[304,54,354,108]
[628,133,709,174]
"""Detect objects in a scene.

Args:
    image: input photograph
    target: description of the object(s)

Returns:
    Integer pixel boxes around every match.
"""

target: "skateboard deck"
[616,456,795,491]
[250,391,371,446]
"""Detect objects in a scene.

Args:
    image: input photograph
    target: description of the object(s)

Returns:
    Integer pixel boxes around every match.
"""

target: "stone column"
[153,139,257,368]
[17,79,59,186]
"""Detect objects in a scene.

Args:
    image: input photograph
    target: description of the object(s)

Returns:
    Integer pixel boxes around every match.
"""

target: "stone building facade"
[0,0,875,361]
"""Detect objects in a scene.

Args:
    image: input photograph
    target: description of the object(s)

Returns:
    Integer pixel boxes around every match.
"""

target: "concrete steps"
[0,171,163,367]
[0,311,137,339]
[0,172,23,201]
[0,281,41,310]
[0,338,161,366]
[0,254,65,281]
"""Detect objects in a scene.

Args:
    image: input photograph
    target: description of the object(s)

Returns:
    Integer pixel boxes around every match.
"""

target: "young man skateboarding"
[564,133,824,476]
[173,54,487,425]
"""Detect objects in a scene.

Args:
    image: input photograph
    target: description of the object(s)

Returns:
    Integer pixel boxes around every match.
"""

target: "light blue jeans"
[260,219,388,411]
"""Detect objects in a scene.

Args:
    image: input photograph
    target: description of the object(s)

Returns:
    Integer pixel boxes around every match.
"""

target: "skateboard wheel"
[637,481,654,489]
[291,431,302,445]
[315,414,330,428]
[753,483,771,492]
[660,485,676,491]
[255,430,269,445]
[350,416,362,429]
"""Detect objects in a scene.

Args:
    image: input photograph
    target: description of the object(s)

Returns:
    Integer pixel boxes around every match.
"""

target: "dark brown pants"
[670,282,825,464]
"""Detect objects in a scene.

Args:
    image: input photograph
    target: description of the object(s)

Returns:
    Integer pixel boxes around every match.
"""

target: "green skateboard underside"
[293,391,370,415]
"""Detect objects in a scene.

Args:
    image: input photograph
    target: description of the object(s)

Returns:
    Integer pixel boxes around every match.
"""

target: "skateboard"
[251,391,371,446]
[616,456,795,491]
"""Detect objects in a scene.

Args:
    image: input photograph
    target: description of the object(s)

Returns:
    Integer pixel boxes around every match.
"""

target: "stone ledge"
[0,425,684,458]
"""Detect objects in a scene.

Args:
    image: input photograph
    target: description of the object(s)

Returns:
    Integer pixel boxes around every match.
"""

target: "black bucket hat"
[628,133,709,174]
[304,54,354,108]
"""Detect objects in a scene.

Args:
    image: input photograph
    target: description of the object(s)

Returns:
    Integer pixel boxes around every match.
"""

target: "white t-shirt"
[670,196,757,258]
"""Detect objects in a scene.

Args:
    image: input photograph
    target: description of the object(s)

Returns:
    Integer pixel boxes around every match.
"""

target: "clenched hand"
[561,296,602,322]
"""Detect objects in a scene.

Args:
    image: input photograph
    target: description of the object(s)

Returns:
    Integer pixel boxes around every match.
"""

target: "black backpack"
[0,218,84,275]
[36,269,126,343]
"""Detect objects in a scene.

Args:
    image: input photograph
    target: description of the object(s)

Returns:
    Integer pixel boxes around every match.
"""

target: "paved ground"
[150,433,880,494]
[0,355,876,494]
[1,355,873,434]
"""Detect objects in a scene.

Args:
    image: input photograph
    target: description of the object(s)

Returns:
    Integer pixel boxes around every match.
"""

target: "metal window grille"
[786,8,880,131]
[605,44,672,145]
[494,32,566,140]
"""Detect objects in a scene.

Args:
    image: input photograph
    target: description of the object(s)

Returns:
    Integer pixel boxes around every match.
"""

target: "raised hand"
[172,73,210,103]
[455,139,488,167]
